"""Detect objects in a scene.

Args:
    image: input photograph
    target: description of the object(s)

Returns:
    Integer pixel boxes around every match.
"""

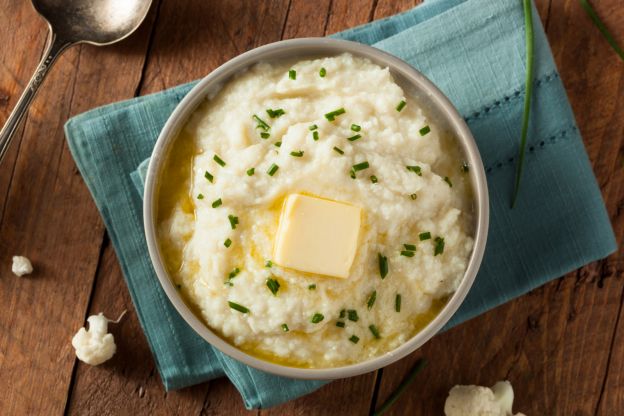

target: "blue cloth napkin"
[65,0,616,409]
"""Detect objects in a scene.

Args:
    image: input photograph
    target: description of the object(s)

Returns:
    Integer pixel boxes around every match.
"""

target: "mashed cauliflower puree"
[157,54,474,368]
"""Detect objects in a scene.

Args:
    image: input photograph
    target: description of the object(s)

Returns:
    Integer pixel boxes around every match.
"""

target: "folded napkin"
[65,0,616,409]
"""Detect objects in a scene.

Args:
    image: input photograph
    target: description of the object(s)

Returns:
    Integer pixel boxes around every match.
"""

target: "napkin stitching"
[484,124,578,174]
[464,71,558,122]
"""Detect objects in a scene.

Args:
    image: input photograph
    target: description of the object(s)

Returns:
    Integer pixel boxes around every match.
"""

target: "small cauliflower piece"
[12,255,33,276]
[71,313,117,365]
[444,381,526,416]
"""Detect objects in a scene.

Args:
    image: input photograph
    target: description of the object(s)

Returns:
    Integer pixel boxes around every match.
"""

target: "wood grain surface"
[0,0,621,415]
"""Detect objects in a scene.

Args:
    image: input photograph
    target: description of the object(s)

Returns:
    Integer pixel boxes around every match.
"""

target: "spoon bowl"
[0,0,153,164]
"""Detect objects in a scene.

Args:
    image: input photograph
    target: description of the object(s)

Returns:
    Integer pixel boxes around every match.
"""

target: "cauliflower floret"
[444,381,526,416]
[71,313,119,365]
[12,255,33,276]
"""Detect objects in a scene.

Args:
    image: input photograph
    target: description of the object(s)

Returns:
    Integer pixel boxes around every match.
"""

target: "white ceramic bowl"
[144,38,489,380]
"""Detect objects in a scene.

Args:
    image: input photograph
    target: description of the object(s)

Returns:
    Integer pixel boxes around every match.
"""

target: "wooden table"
[0,1,621,414]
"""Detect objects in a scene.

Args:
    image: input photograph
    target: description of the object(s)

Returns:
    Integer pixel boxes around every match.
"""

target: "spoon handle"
[0,27,71,165]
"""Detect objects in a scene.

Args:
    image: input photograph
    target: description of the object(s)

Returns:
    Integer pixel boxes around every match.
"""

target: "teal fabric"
[65,0,616,409]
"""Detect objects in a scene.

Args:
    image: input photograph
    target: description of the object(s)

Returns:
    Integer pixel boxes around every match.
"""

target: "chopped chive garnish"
[434,237,445,256]
[212,198,222,208]
[333,146,344,155]
[197,193,204,200]
[228,301,249,314]
[370,175,378,184]
[406,165,422,176]
[246,167,255,176]
[324,108,346,121]
[260,132,270,139]
[319,67,327,77]
[228,214,239,230]
[274,141,282,147]
[311,313,324,324]
[265,260,272,267]
[351,124,361,132]
[281,323,289,332]
[444,176,453,187]
[400,250,415,257]
[266,108,285,118]
[395,294,401,312]
[366,291,377,310]
[266,278,280,296]
[252,115,270,131]
[349,335,360,344]
[267,163,279,176]
[309,124,318,131]
[204,171,214,183]
[288,69,296,80]
[369,324,381,339]
[308,284,317,290]
[410,193,418,200]
[290,150,304,157]
[419,232,431,241]
[228,268,240,280]
[213,154,226,166]
[347,309,359,322]
[224,238,232,248]
[352,161,369,172]
[404,244,416,251]
[419,125,431,136]
[396,100,407,112]
[339,309,346,319]
[347,134,362,142]
[336,321,345,328]
[349,169,356,179]
[378,253,388,279]
[312,131,319,141]
[461,162,470,173]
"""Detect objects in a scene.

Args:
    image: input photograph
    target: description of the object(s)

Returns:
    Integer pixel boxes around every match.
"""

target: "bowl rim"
[143,37,489,380]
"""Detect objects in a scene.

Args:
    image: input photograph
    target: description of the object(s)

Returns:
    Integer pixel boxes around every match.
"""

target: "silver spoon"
[0,0,153,164]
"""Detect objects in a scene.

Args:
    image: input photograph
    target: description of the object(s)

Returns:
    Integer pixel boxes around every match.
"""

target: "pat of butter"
[273,194,361,279]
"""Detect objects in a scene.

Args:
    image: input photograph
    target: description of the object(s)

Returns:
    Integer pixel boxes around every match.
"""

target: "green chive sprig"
[288,69,296,80]
[419,232,431,241]
[312,131,319,141]
[266,108,285,118]
[252,115,270,132]
[224,238,232,248]
[204,171,214,182]
[351,124,361,132]
[370,175,378,184]
[281,323,289,332]
[308,284,317,290]
[311,313,324,324]
[378,253,388,279]
[309,124,318,131]
[349,335,360,344]
[325,108,346,121]
[336,321,345,328]
[366,291,377,310]
[396,100,407,112]
[347,134,361,142]
[333,146,344,155]
[197,193,204,200]
[267,163,279,176]
[406,165,422,176]
[228,301,249,314]
[400,250,415,257]
[352,161,369,172]
[419,126,431,136]
[213,154,226,167]
[579,0,623,61]
[512,0,535,208]
[290,150,304,157]
[246,167,255,176]
[319,67,327,77]
[434,237,445,256]
[369,324,381,339]
[372,359,427,416]
[266,278,280,296]
[212,198,222,208]
[395,294,401,312]
[228,214,239,229]
[347,309,359,322]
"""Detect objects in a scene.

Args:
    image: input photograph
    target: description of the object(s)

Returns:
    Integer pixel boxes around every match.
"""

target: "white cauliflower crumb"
[12,255,33,276]
[72,312,124,365]
[444,381,526,416]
